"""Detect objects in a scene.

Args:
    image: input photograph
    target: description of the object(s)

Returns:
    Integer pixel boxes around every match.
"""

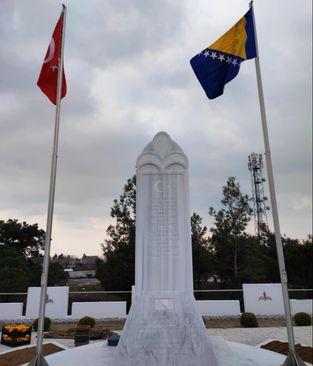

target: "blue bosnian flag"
[190,8,257,99]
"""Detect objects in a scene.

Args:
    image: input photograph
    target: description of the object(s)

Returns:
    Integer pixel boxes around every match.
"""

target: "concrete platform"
[43,339,287,366]
[1,328,310,365]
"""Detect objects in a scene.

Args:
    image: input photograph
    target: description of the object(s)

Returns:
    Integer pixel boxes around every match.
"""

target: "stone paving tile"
[207,326,313,347]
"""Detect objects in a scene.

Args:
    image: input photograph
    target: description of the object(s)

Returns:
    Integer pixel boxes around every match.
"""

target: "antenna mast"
[248,153,270,237]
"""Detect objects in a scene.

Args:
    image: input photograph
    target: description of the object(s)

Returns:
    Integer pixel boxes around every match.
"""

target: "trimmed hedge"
[78,316,96,328]
[294,312,311,326]
[240,312,258,328]
[32,317,52,331]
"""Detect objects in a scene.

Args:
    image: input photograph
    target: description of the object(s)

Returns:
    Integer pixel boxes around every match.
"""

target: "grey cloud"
[0,0,311,255]
[68,0,186,66]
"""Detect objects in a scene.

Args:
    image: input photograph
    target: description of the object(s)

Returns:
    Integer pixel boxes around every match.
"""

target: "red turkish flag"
[37,10,67,105]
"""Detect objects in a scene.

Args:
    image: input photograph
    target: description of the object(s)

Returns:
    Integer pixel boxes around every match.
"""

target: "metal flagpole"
[29,5,67,366]
[249,2,305,366]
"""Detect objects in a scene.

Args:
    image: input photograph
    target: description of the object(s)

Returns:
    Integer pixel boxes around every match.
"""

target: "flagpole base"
[28,353,50,366]
[282,351,306,366]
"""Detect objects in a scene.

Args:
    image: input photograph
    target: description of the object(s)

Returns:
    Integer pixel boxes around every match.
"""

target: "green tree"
[0,246,28,269]
[47,262,69,286]
[231,234,268,284]
[257,225,313,287]
[283,235,312,289]
[27,262,43,287]
[209,177,253,287]
[0,219,45,257]
[191,213,215,289]
[0,267,29,292]
[0,246,30,292]
[0,220,68,288]
[256,224,281,283]
[96,176,136,291]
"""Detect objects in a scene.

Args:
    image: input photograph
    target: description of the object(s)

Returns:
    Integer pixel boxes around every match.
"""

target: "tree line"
[96,176,312,290]
[0,219,68,292]
[1,176,311,293]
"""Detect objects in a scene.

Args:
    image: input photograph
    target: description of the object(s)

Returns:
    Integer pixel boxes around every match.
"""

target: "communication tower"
[248,153,270,237]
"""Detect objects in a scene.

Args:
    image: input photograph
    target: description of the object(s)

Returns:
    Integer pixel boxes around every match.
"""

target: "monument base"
[112,293,243,366]
[44,338,287,366]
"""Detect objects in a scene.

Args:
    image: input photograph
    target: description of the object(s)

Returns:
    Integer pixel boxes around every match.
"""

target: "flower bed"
[1,324,32,347]
[0,343,64,366]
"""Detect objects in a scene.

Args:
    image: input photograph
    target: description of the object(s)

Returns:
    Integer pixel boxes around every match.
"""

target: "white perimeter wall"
[197,300,241,316]
[26,287,69,319]
[290,299,313,314]
[243,283,285,316]
[0,303,23,320]
[71,301,126,319]
[1,285,312,320]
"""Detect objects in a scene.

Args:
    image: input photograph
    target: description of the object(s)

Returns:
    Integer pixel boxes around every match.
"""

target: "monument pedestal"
[44,339,287,366]
[114,293,219,365]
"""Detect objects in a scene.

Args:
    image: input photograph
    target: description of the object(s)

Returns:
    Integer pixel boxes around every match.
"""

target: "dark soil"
[0,343,63,366]
[46,326,114,340]
[261,340,313,364]
[45,320,124,340]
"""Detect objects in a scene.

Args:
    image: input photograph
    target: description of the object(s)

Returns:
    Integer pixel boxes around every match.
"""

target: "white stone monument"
[113,132,220,366]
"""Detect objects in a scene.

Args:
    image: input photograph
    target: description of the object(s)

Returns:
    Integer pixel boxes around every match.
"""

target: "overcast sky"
[0,0,311,256]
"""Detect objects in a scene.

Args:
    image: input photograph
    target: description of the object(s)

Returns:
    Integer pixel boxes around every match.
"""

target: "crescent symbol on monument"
[44,38,56,64]
[154,180,163,193]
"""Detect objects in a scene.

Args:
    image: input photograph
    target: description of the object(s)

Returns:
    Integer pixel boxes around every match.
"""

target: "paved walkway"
[207,326,313,347]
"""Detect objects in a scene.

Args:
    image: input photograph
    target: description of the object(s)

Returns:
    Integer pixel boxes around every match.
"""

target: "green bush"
[240,312,258,328]
[78,316,96,328]
[294,312,312,326]
[33,317,52,331]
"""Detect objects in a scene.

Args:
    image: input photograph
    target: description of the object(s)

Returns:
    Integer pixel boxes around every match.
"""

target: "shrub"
[240,312,258,328]
[294,312,312,326]
[33,317,52,331]
[78,316,96,328]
